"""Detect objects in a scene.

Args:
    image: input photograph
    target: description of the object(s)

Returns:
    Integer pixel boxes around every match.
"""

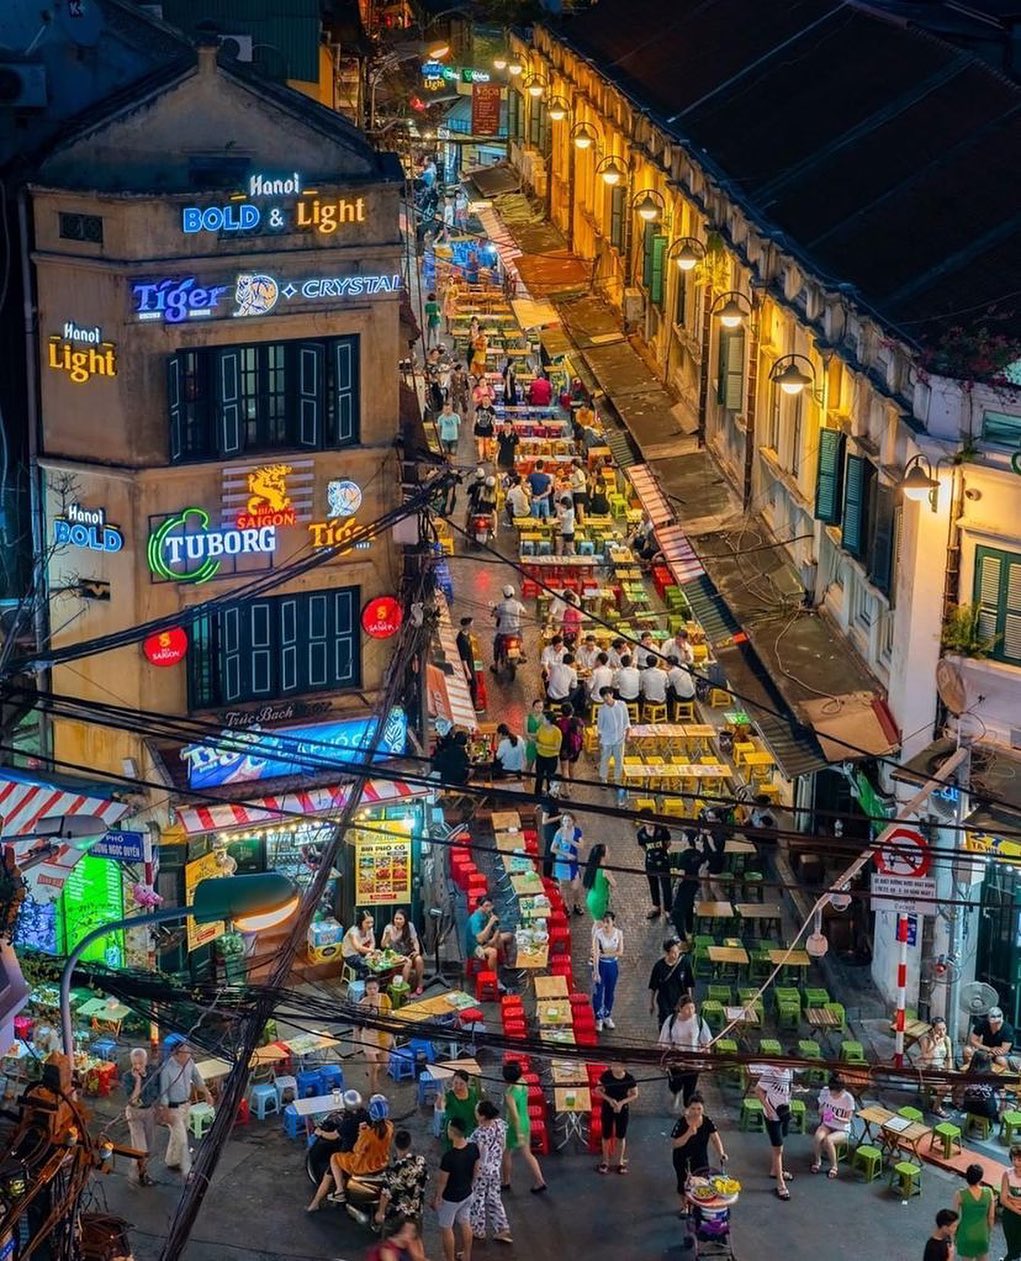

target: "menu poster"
[354,822,412,906]
[185,851,226,951]
[62,853,125,966]
[471,83,502,137]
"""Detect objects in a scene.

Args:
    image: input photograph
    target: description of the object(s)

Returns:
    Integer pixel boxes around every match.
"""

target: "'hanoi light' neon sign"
[131,272,403,323]
[147,507,277,584]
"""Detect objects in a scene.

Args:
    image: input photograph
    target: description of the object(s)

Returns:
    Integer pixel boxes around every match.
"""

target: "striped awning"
[431,594,478,732]
[0,769,130,837]
[173,777,433,837]
[627,464,705,585]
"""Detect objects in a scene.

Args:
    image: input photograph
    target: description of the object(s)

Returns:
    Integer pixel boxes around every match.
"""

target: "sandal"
[781,1171,795,1181]
[597,1163,609,1175]
[617,1163,629,1175]
[775,1187,791,1201]
[827,1168,838,1179]
[810,1163,821,1175]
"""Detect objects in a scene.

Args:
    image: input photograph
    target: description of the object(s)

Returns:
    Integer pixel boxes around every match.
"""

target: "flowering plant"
[130,883,162,910]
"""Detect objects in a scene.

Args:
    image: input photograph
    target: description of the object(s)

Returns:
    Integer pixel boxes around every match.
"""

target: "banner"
[354,821,412,906]
[471,83,502,137]
[185,852,227,951]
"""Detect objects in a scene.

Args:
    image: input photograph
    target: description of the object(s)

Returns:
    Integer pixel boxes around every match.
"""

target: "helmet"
[502,584,515,598]
[342,1089,363,1110]
[485,476,496,488]
[368,1094,390,1123]
[475,467,485,480]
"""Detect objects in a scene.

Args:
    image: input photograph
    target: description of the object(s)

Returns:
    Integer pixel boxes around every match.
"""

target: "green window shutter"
[716,329,745,410]
[815,428,846,523]
[1004,557,1021,663]
[609,185,625,250]
[650,233,666,308]
[974,546,1021,664]
[975,548,1003,653]
[866,481,895,596]
[279,596,299,693]
[214,347,242,457]
[294,343,324,448]
[186,613,215,709]
[841,455,875,559]
[642,221,655,289]
[167,353,183,464]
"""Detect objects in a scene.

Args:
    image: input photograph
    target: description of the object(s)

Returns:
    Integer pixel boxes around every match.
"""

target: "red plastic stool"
[575,1025,599,1047]
[501,995,524,1016]
[475,971,499,1002]
[458,1006,485,1026]
[522,579,539,599]
[234,1097,250,1126]
[569,993,591,1007]
[504,1052,530,1071]
[530,1120,551,1155]
[549,925,571,954]
[503,1022,528,1041]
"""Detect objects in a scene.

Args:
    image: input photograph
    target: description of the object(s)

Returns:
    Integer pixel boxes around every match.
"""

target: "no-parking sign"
[875,826,931,878]
[872,825,936,915]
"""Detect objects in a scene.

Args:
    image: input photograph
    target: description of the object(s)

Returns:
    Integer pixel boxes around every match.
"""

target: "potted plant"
[941,603,997,658]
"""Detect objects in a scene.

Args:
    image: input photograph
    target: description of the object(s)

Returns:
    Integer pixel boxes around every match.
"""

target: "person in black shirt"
[648,938,695,1028]
[965,1007,1015,1068]
[594,1062,638,1175]
[496,423,519,471]
[636,810,673,918]
[456,617,478,708]
[670,831,703,942]
[923,1208,959,1261]
[671,1093,727,1206]
[433,1116,479,1261]
[432,730,471,786]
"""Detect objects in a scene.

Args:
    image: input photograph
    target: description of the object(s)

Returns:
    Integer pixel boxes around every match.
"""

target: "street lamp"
[668,236,706,272]
[546,95,569,122]
[493,52,508,71]
[634,189,664,222]
[596,155,626,186]
[524,74,546,99]
[716,292,749,328]
[507,57,523,76]
[769,353,825,403]
[696,290,752,448]
[571,121,597,150]
[59,873,299,1056]
[899,453,942,512]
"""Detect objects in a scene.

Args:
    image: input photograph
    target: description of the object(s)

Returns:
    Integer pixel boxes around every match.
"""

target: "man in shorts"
[434,1115,479,1261]
[464,896,514,974]
[594,1060,638,1174]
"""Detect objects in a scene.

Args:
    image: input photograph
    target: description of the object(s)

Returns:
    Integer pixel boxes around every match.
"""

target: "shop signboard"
[47,323,117,385]
[184,851,226,951]
[471,83,503,137]
[130,270,402,324]
[90,830,146,862]
[143,627,188,666]
[147,506,278,584]
[354,819,412,905]
[62,852,125,965]
[53,503,124,553]
[180,707,408,789]
[181,171,370,238]
[362,596,403,639]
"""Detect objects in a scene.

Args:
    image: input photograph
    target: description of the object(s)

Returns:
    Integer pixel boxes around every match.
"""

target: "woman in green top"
[442,1070,480,1150]
[954,1163,995,1260]
[500,1062,546,1193]
[525,699,544,770]
[583,843,615,921]
[424,291,441,349]
[1001,1145,1021,1260]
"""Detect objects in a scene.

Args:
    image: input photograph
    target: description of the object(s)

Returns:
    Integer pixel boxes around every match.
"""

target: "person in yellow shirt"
[356,976,393,1096]
[533,709,563,798]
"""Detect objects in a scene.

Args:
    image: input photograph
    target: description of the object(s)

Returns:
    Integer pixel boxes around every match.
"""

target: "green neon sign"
[147,506,277,584]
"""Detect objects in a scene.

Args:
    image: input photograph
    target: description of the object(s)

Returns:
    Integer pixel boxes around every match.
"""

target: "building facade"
[505,0,1021,1018]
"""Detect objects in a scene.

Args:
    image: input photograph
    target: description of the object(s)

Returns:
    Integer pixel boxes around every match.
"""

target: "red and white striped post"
[893,912,910,1067]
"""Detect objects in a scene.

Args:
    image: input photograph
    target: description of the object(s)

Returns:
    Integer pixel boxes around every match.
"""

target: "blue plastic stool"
[432,1108,446,1138]
[317,1064,345,1094]
[250,1083,280,1120]
[348,980,366,1003]
[282,1103,303,1140]
[418,1071,440,1108]
[296,1069,321,1098]
[387,1049,417,1082]
[407,1039,436,1072]
[91,1038,116,1060]
[578,540,596,556]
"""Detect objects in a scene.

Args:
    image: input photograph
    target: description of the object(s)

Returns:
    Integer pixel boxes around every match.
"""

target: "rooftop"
[553,0,1021,346]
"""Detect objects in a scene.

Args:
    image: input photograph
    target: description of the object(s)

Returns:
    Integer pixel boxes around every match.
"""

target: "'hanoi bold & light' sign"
[147,506,277,584]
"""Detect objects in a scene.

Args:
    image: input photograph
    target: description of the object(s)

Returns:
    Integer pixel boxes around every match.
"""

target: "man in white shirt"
[491,586,526,668]
[575,635,600,671]
[640,659,669,708]
[540,636,566,680]
[665,630,695,666]
[588,653,614,702]
[667,662,696,706]
[614,654,641,703]
[596,688,631,794]
[606,639,627,670]
[547,654,578,705]
[506,478,531,521]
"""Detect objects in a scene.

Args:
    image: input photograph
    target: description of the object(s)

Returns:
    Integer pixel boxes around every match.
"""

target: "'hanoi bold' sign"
[147,506,277,584]
[182,173,369,238]
[180,708,409,789]
[53,503,124,553]
[131,271,402,323]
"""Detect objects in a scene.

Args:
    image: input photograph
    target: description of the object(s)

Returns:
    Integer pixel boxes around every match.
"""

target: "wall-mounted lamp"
[899,453,941,512]
[712,290,751,329]
[596,155,627,186]
[633,188,665,222]
[493,52,508,70]
[769,353,824,404]
[524,74,546,99]
[570,121,598,150]
[668,237,706,271]
[547,95,569,122]
[507,57,523,76]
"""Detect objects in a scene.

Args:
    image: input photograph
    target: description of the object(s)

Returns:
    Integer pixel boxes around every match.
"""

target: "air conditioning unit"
[623,287,645,324]
[220,34,254,62]
[0,64,47,109]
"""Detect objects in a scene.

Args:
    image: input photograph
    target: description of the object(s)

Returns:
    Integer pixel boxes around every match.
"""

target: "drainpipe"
[18,186,50,757]
[741,296,761,510]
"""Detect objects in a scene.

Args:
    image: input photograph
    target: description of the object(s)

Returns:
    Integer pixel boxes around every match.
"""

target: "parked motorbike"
[494,632,522,683]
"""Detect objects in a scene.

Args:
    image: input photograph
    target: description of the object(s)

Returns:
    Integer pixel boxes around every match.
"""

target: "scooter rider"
[473,476,499,536]
[465,467,487,525]
[491,584,526,671]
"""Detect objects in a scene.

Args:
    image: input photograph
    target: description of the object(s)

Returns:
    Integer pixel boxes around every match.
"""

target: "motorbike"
[305,1128,386,1229]
[469,511,493,548]
[494,632,521,683]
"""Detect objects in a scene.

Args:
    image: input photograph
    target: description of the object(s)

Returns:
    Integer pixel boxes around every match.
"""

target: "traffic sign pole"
[894,913,910,1067]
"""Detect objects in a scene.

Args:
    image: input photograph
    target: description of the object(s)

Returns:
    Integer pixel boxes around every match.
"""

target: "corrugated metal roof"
[160,0,323,84]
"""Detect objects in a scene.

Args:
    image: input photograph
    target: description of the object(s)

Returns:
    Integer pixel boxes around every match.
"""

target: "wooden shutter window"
[1004,559,1021,662]
[333,336,359,445]
[609,184,625,251]
[866,481,896,596]
[333,588,357,686]
[675,269,688,327]
[716,329,745,411]
[815,428,845,523]
[167,354,184,464]
[295,343,324,448]
[214,347,242,457]
[842,454,874,560]
[975,546,1021,664]
[650,233,667,309]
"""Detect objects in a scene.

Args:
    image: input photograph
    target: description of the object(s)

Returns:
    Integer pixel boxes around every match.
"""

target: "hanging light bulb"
[572,123,596,150]
[493,53,507,71]
[675,242,701,271]
[635,192,660,221]
[717,297,746,328]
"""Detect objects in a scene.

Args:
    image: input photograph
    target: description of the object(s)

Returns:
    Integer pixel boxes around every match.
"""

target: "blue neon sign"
[181,709,408,789]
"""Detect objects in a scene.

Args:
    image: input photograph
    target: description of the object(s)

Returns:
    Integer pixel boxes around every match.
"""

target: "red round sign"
[875,826,931,879]
[362,597,403,639]
[143,626,188,667]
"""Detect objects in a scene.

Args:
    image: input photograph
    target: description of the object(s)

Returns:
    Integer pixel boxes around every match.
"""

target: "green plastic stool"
[802,987,830,1010]
[759,1038,783,1058]
[708,985,734,1006]
[715,1038,744,1087]
[897,1106,924,1123]
[851,1144,883,1184]
[788,1098,807,1134]
[389,978,411,1009]
[740,1097,765,1131]
[889,1160,922,1199]
[966,1112,993,1140]
[840,1041,866,1063]
[930,1121,963,1159]
[777,1002,801,1031]
[1002,1110,1021,1145]
[824,1002,847,1030]
[701,1000,725,1032]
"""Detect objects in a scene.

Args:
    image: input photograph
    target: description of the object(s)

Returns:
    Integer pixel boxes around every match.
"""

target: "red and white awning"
[431,595,478,732]
[627,464,705,585]
[0,772,130,838]
[173,777,433,837]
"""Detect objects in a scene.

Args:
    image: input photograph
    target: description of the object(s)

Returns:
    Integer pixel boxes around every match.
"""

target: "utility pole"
[944,745,972,1049]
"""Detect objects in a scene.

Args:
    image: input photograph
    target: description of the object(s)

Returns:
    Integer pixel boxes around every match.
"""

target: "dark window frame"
[59,212,103,243]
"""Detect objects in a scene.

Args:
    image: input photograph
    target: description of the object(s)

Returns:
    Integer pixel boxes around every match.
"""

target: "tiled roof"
[555,0,1021,344]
